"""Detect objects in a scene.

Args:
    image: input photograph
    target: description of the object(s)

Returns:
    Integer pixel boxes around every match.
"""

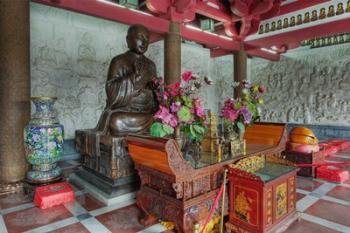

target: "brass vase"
[174,125,184,149]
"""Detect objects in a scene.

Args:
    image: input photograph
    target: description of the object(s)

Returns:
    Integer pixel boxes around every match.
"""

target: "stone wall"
[30,3,233,139]
[249,44,350,127]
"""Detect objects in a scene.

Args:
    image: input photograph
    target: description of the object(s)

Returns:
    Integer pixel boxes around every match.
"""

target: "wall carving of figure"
[250,45,350,126]
[77,32,101,79]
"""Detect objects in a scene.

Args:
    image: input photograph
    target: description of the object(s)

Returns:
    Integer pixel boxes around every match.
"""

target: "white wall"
[30,3,233,139]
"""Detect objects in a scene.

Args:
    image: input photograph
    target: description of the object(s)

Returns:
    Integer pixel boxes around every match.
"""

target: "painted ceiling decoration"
[224,0,282,40]
[32,0,350,61]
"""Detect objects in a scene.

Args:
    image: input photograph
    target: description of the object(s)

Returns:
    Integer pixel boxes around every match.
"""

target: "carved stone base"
[74,129,139,204]
[75,166,138,195]
[0,182,24,196]
[75,129,136,179]
[69,168,137,205]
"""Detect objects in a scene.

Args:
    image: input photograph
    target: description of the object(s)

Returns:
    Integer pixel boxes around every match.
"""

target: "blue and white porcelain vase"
[24,97,64,183]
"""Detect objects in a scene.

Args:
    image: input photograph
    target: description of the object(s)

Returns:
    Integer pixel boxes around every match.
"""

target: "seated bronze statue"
[96,24,157,136]
[74,25,158,195]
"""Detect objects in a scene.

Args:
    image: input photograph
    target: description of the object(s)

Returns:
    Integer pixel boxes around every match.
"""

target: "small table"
[226,159,299,233]
[282,150,325,177]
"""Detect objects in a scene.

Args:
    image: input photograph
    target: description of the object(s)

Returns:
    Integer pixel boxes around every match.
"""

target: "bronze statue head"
[127,24,150,55]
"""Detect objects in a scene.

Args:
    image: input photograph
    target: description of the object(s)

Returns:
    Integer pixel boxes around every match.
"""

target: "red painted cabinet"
[226,161,298,233]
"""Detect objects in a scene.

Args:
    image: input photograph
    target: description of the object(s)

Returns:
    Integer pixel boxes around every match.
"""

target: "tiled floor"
[2,151,350,233]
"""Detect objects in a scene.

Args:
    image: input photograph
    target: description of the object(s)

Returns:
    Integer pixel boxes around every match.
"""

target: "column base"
[0,181,24,196]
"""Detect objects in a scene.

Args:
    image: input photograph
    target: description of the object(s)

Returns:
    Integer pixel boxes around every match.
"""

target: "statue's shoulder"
[110,52,131,66]
[144,56,156,68]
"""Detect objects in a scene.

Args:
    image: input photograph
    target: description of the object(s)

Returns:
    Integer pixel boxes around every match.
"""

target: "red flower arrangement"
[222,81,265,137]
[150,71,208,142]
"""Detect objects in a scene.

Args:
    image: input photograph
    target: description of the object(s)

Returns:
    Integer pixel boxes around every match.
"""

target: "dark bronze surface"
[75,25,158,194]
[96,24,157,136]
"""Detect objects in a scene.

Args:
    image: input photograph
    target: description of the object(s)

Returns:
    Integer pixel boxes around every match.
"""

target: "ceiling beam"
[276,0,330,17]
[245,46,281,61]
[210,48,232,58]
[196,1,231,22]
[181,26,240,51]
[210,46,281,61]
[32,0,240,52]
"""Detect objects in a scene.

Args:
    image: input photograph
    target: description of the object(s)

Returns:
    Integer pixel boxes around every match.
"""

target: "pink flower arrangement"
[221,81,265,136]
[150,71,208,142]
[154,106,178,128]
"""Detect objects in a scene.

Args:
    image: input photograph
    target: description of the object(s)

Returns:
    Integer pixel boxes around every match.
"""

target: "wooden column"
[164,21,181,85]
[233,44,247,98]
[0,0,30,194]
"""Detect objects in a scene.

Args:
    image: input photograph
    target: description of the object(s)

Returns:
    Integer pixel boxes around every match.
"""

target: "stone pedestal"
[72,129,138,204]
[0,0,30,194]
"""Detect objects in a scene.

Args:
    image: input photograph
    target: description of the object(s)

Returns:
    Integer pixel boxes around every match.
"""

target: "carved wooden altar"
[126,123,288,232]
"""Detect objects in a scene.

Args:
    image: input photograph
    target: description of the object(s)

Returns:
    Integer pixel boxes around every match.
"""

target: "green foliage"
[183,123,207,142]
[247,102,257,118]
[181,96,193,108]
[150,122,174,137]
[177,106,192,122]
[236,121,245,134]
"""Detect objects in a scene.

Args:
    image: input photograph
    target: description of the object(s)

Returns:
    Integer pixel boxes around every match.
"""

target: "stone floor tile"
[284,219,341,233]
[80,217,111,233]
[296,177,323,192]
[95,204,144,233]
[296,192,306,201]
[3,205,72,233]
[305,199,350,227]
[46,222,90,233]
[75,193,106,212]
[0,192,32,210]
[326,185,350,202]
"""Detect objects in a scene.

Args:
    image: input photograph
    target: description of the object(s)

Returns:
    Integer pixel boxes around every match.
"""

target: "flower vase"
[224,126,246,156]
[24,97,64,183]
[175,125,184,149]
[230,128,246,156]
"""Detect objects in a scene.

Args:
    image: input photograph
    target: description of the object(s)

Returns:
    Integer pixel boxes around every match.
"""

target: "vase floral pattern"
[24,97,64,183]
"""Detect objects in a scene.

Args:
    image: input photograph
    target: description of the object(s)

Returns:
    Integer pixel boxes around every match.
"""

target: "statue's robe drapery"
[95,52,157,135]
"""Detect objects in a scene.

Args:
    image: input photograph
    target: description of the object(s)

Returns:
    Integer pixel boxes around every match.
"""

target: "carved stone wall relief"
[249,44,350,126]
